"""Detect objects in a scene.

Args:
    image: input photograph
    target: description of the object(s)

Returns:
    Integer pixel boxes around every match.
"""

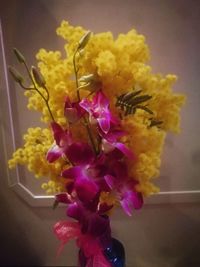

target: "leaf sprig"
[116,89,153,116]
[116,88,163,128]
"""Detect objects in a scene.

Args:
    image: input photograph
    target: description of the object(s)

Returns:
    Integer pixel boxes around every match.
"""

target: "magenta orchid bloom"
[100,128,134,159]
[64,96,85,123]
[104,160,143,216]
[67,200,112,243]
[46,122,72,163]
[105,174,143,216]
[80,90,117,134]
[62,142,100,202]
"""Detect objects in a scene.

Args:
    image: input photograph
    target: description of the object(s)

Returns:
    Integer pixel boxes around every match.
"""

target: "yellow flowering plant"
[8,21,185,267]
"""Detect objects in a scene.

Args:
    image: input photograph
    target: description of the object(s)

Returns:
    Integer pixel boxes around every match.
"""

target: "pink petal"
[97,117,110,134]
[62,166,81,179]
[95,91,109,108]
[76,177,99,202]
[131,191,143,209]
[79,98,93,113]
[98,202,113,214]
[67,202,81,220]
[64,96,72,108]
[115,142,134,159]
[55,193,72,204]
[66,143,94,165]
[120,198,132,216]
[64,97,85,123]
[104,175,115,189]
[51,122,64,145]
[120,190,143,216]
[46,143,62,163]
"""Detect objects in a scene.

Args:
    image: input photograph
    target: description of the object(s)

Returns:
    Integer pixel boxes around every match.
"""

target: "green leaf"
[137,105,154,114]
[149,119,163,127]
[128,95,152,106]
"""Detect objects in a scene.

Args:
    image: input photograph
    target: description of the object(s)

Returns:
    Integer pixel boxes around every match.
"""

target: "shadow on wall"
[158,204,200,267]
[0,195,43,266]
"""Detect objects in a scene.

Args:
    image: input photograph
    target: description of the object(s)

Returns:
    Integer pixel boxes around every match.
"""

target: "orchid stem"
[73,48,97,155]
[23,62,55,121]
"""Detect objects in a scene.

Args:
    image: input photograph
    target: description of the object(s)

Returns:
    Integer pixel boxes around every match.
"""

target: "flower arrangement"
[8,21,185,267]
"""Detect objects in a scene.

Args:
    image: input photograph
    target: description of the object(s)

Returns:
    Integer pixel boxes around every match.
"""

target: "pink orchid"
[64,96,85,123]
[104,161,143,216]
[100,128,134,159]
[61,143,112,203]
[80,90,118,134]
[46,122,72,163]
[61,143,100,202]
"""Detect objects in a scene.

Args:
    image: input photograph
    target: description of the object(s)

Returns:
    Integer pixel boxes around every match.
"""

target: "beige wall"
[0,0,200,266]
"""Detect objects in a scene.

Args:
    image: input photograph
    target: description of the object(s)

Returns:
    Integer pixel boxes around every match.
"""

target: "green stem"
[23,62,55,121]
[73,49,80,100]
[73,49,97,155]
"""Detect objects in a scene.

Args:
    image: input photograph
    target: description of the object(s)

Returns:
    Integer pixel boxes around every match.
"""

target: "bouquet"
[8,21,185,267]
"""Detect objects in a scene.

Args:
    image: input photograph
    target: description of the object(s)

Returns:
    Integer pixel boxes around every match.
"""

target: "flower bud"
[79,74,94,83]
[31,66,46,87]
[78,74,102,93]
[13,48,25,63]
[78,31,91,50]
[8,66,23,84]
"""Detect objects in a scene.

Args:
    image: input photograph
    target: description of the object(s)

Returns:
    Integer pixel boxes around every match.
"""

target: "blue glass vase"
[104,238,125,267]
[79,238,125,267]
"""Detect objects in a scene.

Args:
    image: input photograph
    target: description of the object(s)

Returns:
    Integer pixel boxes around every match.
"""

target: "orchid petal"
[64,97,85,123]
[95,91,109,108]
[55,193,72,204]
[51,122,64,145]
[67,202,82,220]
[79,98,93,113]
[97,117,110,134]
[120,198,132,216]
[120,190,143,216]
[104,175,115,189]
[131,191,143,209]
[66,143,94,165]
[46,143,62,163]
[98,202,113,214]
[62,166,82,179]
[115,142,134,159]
[75,176,99,202]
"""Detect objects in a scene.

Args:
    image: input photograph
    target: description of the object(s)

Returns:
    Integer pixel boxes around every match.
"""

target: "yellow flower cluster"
[8,127,67,194]
[122,113,166,195]
[9,21,185,197]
